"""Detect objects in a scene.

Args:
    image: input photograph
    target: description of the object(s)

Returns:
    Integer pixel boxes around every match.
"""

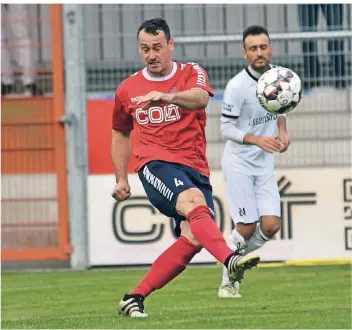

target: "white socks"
[246,225,270,254]
[221,225,270,286]
[221,229,246,286]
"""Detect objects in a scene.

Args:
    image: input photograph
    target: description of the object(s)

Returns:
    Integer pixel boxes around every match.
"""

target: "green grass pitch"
[1,264,351,329]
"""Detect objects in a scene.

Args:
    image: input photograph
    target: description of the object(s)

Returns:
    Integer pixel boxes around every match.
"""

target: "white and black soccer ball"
[256,67,303,114]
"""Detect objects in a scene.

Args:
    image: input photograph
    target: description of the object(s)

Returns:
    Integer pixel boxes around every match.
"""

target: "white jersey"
[221,65,283,175]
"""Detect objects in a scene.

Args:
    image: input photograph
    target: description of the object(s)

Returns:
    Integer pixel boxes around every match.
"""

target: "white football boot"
[218,281,242,298]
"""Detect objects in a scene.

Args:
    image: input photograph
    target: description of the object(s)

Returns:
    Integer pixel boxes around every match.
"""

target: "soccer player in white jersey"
[218,25,290,298]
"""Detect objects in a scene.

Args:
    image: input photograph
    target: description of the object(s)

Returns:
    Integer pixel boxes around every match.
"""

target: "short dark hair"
[243,25,270,46]
[137,18,171,41]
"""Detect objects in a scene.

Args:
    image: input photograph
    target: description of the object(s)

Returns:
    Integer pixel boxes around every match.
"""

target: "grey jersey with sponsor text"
[221,66,280,175]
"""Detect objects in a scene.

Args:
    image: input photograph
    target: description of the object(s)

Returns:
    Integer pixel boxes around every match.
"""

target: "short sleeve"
[112,88,133,131]
[221,80,244,119]
[184,63,214,97]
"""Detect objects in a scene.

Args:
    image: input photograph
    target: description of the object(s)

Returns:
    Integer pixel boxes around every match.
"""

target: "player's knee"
[186,188,206,207]
[265,222,281,237]
[236,222,257,240]
[190,194,207,208]
[261,216,281,238]
[176,188,207,217]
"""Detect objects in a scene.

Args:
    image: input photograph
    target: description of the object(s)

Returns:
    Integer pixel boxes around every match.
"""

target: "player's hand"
[278,131,290,153]
[112,180,131,201]
[255,136,283,153]
[137,91,174,109]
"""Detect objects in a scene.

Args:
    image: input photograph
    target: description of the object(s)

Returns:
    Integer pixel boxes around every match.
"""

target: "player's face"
[243,34,272,72]
[138,30,174,76]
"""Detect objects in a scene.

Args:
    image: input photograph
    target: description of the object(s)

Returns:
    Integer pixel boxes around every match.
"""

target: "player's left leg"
[219,173,281,298]
[176,170,260,283]
[126,221,202,297]
[223,214,279,298]
[118,222,201,318]
[218,168,259,298]
[245,173,281,254]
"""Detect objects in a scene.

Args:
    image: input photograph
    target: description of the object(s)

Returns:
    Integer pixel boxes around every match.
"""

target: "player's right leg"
[218,166,259,298]
[175,167,260,286]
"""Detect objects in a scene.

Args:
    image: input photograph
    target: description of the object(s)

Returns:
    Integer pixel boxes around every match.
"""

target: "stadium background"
[1,4,352,269]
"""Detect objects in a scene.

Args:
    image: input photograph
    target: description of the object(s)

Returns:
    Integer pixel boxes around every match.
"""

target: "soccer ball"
[256,67,303,114]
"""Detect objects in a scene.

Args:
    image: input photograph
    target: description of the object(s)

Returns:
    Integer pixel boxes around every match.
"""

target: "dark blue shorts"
[138,160,215,237]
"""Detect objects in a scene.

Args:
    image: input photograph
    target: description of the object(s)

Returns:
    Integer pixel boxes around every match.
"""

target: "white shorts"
[222,164,281,224]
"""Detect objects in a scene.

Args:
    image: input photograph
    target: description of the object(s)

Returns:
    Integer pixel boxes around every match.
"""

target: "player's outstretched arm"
[111,129,132,201]
[170,88,209,110]
[138,88,209,110]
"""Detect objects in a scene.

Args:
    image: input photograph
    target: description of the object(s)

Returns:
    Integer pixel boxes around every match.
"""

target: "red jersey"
[112,62,214,177]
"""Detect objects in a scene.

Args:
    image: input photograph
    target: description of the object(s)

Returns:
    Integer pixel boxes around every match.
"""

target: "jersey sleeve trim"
[186,63,214,97]
[222,113,239,119]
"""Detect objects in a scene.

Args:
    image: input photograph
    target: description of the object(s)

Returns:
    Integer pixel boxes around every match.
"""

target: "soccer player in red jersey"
[112,18,260,318]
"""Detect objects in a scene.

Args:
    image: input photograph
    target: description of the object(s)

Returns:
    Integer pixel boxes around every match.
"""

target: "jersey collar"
[245,64,274,82]
[142,62,177,81]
